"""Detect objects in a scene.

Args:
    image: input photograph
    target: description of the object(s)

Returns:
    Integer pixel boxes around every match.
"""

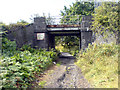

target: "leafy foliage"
[0,38,57,88]
[16,19,29,25]
[91,2,119,41]
[55,36,79,56]
[60,1,94,24]
[76,43,119,88]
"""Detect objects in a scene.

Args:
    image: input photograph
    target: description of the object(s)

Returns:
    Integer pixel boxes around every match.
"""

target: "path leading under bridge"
[30,52,91,88]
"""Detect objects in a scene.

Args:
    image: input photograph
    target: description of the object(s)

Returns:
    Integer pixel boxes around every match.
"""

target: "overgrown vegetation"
[60,1,94,24]
[55,36,79,56]
[76,43,119,88]
[91,2,119,43]
[75,2,119,88]
[0,37,57,88]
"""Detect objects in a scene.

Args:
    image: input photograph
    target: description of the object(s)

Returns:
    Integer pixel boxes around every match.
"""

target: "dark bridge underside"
[47,25,81,36]
[48,30,81,36]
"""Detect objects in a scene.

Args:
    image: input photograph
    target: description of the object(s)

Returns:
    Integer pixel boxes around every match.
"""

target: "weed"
[38,81,47,88]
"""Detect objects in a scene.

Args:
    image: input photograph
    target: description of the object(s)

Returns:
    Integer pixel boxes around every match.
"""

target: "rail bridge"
[33,15,93,50]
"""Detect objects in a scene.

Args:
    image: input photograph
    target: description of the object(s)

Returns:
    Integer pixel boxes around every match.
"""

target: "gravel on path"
[32,53,91,88]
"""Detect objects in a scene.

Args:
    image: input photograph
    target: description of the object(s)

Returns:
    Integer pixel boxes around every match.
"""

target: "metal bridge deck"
[47,25,81,36]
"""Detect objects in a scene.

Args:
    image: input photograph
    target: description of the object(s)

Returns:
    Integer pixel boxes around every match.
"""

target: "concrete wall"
[6,24,34,48]
[81,16,117,49]
[81,31,92,49]
[81,16,93,29]
[5,17,49,49]
[48,34,55,49]
[33,17,49,50]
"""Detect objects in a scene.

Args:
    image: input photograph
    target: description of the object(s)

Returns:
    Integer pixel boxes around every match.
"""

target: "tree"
[91,2,119,43]
[60,1,94,24]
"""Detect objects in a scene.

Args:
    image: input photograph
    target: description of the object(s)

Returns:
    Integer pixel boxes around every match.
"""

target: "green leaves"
[91,2,119,39]
[2,38,17,58]
[1,38,57,88]
[60,1,94,23]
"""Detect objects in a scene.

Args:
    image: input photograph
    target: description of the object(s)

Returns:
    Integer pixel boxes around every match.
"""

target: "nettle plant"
[1,38,57,88]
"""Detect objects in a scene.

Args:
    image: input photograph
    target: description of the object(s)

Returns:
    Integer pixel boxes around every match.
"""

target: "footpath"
[31,52,91,88]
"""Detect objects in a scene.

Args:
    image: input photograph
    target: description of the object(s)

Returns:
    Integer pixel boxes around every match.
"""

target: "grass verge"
[75,43,119,88]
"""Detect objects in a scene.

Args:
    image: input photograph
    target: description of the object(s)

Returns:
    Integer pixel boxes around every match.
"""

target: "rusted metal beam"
[47,25,81,28]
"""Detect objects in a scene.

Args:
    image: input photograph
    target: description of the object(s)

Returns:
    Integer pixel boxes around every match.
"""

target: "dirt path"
[32,53,91,88]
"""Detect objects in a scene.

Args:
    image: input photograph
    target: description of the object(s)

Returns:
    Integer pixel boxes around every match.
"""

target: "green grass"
[75,43,119,88]
[56,62,61,66]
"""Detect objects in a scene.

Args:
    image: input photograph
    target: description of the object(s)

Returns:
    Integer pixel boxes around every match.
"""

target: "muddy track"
[32,53,91,88]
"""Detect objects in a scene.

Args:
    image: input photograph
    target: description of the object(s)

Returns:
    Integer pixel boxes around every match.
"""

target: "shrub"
[0,38,57,88]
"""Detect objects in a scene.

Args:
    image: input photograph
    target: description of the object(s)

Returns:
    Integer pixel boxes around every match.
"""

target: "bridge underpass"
[33,16,93,50]
[47,25,81,50]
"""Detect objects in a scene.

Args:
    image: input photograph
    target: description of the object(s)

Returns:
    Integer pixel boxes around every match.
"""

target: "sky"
[0,0,75,24]
[0,0,118,24]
